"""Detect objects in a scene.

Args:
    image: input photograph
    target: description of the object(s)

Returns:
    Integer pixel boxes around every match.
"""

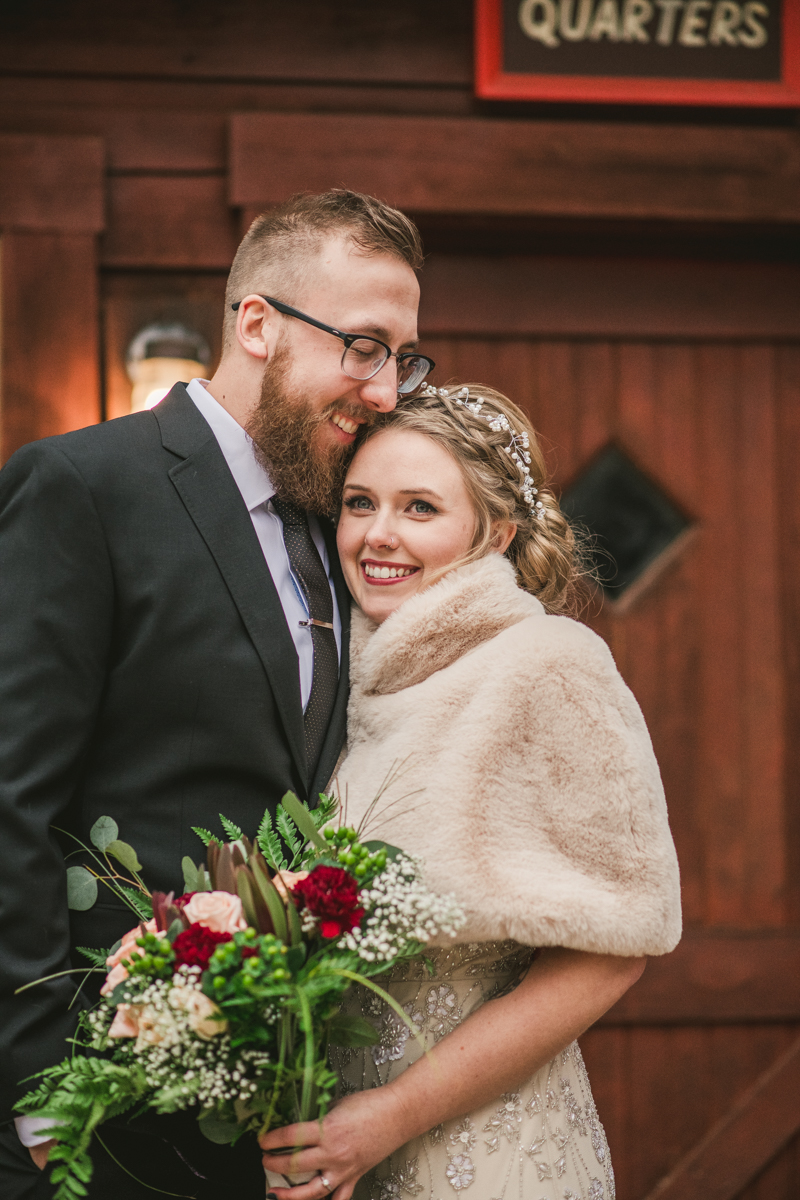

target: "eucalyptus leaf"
[166,919,184,944]
[89,815,119,853]
[198,1111,245,1144]
[280,791,327,851]
[66,866,98,912]
[327,1013,380,1047]
[106,840,142,874]
[181,856,198,893]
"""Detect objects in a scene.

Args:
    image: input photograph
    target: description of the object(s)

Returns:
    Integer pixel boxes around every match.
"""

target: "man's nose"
[355,359,399,413]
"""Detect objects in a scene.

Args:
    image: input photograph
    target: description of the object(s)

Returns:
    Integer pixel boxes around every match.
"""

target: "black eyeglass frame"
[230,295,435,393]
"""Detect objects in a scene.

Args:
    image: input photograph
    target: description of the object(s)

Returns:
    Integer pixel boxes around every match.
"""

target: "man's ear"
[235,295,280,362]
[492,521,517,554]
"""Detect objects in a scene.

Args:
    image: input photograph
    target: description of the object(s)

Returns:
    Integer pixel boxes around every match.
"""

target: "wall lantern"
[126,323,211,413]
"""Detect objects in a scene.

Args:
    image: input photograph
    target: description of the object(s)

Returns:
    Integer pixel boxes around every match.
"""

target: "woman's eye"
[343,495,374,511]
[408,500,437,515]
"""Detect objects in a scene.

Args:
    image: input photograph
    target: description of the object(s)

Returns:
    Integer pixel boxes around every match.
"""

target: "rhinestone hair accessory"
[421,385,546,521]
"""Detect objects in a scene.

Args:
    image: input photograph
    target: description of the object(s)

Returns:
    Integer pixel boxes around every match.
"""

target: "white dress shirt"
[15,379,342,1149]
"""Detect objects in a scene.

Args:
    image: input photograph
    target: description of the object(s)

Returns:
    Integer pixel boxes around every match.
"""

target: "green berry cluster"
[206,931,291,1002]
[126,932,175,980]
[322,825,387,880]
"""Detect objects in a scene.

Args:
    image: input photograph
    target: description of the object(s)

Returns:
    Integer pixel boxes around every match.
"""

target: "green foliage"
[181,856,198,892]
[105,841,142,874]
[191,826,216,848]
[75,947,110,969]
[117,886,152,920]
[280,792,327,852]
[255,809,286,872]
[66,867,97,912]
[15,1054,149,1200]
[275,809,302,868]
[327,1012,379,1047]
[88,816,119,853]
[219,814,244,843]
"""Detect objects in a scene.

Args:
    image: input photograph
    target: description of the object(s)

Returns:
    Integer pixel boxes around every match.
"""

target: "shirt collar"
[185,378,274,512]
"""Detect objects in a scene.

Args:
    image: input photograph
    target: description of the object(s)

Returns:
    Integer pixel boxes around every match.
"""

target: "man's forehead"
[301,241,420,340]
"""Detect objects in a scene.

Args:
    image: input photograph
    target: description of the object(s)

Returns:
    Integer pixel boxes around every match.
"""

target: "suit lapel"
[155,386,308,787]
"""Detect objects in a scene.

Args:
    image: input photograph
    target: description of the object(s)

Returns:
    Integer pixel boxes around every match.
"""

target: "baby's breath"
[339,855,464,963]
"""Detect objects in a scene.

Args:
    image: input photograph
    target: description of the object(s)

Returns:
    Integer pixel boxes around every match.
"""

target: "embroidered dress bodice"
[331,942,615,1200]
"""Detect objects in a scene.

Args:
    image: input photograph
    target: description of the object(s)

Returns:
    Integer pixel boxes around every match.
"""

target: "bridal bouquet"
[16,792,464,1200]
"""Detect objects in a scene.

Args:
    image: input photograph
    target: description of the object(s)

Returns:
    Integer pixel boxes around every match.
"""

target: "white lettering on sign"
[518,0,771,46]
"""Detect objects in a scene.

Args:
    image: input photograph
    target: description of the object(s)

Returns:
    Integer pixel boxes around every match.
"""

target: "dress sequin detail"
[331,941,615,1200]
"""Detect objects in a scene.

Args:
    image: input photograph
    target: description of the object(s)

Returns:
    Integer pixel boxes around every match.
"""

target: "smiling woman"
[261,382,680,1200]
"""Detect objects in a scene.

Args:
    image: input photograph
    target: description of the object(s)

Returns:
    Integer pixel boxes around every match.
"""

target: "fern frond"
[117,887,152,920]
[191,826,215,847]
[256,809,287,871]
[276,809,302,869]
[312,793,338,830]
[219,814,243,843]
[75,947,109,968]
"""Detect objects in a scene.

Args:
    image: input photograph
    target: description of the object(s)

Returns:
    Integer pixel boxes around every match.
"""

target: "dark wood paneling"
[0,0,469,85]
[0,80,473,174]
[642,1035,800,1200]
[0,133,104,232]
[776,347,800,928]
[1,232,100,459]
[230,113,800,223]
[418,256,800,340]
[599,932,800,1026]
[102,175,238,268]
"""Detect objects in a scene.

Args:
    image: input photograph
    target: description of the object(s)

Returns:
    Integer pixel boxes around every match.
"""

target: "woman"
[261,385,681,1200]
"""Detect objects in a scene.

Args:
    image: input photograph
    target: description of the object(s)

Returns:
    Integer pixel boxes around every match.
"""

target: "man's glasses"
[231,296,435,396]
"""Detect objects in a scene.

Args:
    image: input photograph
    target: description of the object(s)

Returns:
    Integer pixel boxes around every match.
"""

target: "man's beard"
[246,341,369,516]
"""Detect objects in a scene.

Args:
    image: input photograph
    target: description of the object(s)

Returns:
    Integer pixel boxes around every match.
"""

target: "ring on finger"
[319,1175,332,1193]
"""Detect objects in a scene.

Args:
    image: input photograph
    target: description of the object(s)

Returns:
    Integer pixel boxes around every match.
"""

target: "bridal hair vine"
[421,385,546,521]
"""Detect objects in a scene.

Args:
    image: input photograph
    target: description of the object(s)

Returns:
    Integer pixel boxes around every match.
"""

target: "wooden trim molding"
[419,255,800,341]
[229,113,800,225]
[643,1034,800,1200]
[0,133,104,234]
[598,930,800,1026]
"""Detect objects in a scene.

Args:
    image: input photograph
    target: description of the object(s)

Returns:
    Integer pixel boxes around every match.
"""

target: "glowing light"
[126,324,211,414]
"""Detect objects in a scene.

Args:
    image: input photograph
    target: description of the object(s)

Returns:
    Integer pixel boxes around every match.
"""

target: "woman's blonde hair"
[362,384,588,614]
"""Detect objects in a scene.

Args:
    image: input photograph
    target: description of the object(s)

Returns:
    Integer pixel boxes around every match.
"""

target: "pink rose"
[101,919,162,995]
[169,986,228,1039]
[272,870,309,901]
[108,1004,141,1039]
[182,891,247,935]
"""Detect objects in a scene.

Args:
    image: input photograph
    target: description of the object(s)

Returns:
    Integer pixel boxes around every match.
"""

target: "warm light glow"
[128,357,207,414]
[144,387,171,409]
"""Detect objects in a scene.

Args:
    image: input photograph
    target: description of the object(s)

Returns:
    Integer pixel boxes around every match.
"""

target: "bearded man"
[0,190,429,1199]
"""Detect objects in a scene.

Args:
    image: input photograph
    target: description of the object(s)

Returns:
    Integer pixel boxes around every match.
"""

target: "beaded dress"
[331,941,614,1200]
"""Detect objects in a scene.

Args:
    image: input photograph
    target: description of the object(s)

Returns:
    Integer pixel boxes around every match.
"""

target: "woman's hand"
[259,1086,412,1200]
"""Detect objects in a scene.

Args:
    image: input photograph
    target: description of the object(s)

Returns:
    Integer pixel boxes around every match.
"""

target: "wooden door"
[419,256,800,1200]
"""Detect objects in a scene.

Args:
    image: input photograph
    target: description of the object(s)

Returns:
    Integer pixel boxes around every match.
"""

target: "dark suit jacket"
[0,384,350,1121]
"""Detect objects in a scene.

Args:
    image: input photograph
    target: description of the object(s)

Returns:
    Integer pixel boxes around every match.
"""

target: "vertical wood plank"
[775,346,800,926]
[1,231,100,461]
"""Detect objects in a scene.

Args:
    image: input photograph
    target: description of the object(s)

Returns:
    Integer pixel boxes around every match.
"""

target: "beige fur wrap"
[335,553,682,957]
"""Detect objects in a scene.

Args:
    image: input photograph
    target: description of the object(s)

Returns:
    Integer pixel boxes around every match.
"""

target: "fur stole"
[337,554,682,957]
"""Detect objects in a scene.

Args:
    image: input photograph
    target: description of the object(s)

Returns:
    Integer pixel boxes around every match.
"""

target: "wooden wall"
[1,3,799,1197]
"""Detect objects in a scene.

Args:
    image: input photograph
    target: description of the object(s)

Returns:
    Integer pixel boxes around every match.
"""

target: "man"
[0,189,428,1198]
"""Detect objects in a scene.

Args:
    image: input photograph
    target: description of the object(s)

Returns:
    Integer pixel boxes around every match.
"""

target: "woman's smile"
[360,559,420,584]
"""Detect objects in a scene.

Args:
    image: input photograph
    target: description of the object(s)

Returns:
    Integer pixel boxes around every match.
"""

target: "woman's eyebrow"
[398,488,444,500]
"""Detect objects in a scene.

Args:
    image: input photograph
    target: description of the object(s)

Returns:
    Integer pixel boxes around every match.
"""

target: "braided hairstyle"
[361,384,589,614]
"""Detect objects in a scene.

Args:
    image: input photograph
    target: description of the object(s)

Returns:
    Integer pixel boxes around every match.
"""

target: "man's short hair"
[223,189,424,350]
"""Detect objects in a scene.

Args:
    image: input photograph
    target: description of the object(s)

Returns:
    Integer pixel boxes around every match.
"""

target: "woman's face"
[337,429,478,625]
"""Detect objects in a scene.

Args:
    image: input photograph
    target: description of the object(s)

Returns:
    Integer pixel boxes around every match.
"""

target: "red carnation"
[291,865,364,939]
[172,923,232,970]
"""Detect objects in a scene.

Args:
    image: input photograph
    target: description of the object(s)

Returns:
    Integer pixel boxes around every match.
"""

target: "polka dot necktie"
[271,497,339,775]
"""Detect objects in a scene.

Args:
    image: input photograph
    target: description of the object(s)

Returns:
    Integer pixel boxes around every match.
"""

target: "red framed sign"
[475,0,800,106]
